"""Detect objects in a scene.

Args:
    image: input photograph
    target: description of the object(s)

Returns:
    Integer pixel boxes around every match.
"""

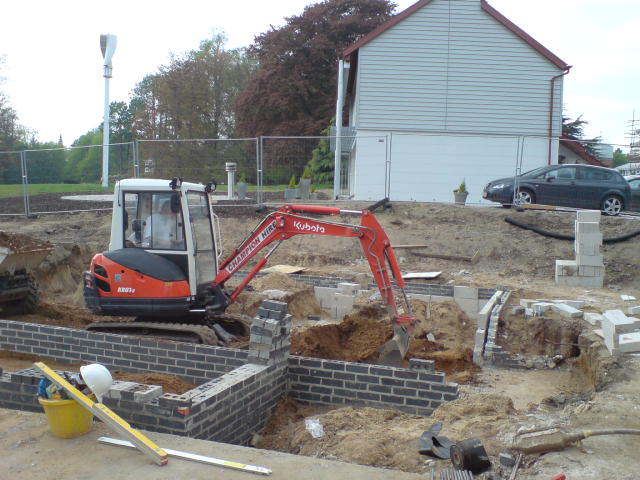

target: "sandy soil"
[1,194,640,478]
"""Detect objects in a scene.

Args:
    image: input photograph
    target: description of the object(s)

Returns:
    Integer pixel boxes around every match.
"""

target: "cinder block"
[619,332,640,353]
[576,210,601,223]
[553,299,585,309]
[337,282,360,295]
[454,286,478,300]
[556,274,604,288]
[577,265,605,277]
[575,232,603,248]
[575,254,604,267]
[575,241,600,256]
[551,303,583,318]
[314,286,337,309]
[628,306,640,315]
[556,260,578,278]
[575,222,600,235]
[602,310,640,353]
[584,312,603,326]
[621,295,637,302]
[532,302,554,315]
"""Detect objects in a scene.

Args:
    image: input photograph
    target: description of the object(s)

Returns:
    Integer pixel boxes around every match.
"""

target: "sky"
[1,0,639,148]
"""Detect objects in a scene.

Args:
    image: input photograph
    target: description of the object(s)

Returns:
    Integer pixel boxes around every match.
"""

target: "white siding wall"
[354,0,564,136]
[354,130,552,202]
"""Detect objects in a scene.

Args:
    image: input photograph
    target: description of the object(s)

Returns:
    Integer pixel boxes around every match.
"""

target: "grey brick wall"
[287,356,458,416]
[0,320,245,385]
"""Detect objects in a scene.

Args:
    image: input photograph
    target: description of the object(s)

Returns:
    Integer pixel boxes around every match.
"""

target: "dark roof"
[342,0,569,70]
[560,135,607,168]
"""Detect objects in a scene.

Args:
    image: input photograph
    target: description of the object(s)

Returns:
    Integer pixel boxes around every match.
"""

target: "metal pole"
[102,69,111,187]
[258,136,264,206]
[133,140,140,178]
[333,59,345,199]
[20,151,30,218]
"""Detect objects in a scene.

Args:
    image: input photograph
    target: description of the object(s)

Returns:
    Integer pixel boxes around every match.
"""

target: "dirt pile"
[227,272,322,319]
[0,231,51,252]
[256,394,521,473]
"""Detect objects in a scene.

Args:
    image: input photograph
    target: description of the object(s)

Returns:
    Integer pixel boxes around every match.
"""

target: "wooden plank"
[261,264,306,274]
[98,437,272,476]
[402,271,442,279]
[33,362,168,466]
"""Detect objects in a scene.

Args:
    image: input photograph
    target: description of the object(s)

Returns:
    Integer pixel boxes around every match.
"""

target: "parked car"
[482,164,631,215]
[624,175,640,212]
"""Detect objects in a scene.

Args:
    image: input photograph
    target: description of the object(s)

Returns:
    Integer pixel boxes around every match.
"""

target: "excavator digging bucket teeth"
[378,327,411,367]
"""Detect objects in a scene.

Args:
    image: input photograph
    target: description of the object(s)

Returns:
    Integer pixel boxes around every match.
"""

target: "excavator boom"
[214,204,415,362]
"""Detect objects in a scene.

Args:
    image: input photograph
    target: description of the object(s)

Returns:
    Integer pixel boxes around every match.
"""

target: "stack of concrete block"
[601,309,640,355]
[313,282,361,320]
[248,300,292,366]
[555,210,604,288]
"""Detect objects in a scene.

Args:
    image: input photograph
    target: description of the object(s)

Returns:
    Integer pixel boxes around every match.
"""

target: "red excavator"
[84,178,414,364]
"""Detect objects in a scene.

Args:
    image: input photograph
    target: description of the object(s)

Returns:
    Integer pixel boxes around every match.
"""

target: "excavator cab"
[84,178,223,317]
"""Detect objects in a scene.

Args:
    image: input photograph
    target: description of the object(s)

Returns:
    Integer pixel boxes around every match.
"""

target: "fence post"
[257,136,264,206]
[133,140,140,178]
[20,151,31,218]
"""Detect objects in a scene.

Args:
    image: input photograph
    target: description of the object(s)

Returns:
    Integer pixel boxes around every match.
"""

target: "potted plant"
[237,173,248,200]
[285,175,299,200]
[453,179,469,205]
[299,166,312,200]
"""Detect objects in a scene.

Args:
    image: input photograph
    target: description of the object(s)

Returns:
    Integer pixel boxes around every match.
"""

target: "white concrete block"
[474,329,487,346]
[602,310,640,352]
[553,299,585,309]
[454,286,478,300]
[533,302,554,315]
[628,306,640,315]
[520,299,538,308]
[575,222,600,235]
[551,303,583,318]
[337,282,360,295]
[556,260,578,278]
[335,293,354,320]
[575,232,603,247]
[455,297,479,319]
[577,265,605,277]
[575,254,604,267]
[556,275,604,288]
[619,332,640,353]
[583,312,603,326]
[621,295,637,302]
[576,210,601,223]
[314,286,337,309]
[575,241,600,256]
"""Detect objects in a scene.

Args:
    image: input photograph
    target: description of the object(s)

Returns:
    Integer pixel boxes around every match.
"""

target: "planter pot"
[310,192,319,200]
[299,178,311,200]
[453,191,468,205]
[284,188,299,200]
[237,182,248,200]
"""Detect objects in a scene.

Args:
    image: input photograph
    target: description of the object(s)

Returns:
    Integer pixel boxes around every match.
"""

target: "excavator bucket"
[378,324,412,367]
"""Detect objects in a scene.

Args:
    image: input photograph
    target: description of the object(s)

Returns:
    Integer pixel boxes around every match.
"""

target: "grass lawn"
[0,184,112,198]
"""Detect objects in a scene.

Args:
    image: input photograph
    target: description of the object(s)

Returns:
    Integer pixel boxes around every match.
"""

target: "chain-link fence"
[0,133,632,216]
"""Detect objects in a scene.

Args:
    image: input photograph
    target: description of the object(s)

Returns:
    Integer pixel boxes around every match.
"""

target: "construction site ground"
[1,194,640,479]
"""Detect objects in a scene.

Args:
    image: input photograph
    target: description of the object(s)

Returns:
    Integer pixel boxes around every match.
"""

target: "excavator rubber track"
[86,321,221,345]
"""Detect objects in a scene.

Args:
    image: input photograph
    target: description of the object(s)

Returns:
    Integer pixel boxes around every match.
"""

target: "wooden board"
[402,271,442,280]
[262,265,306,274]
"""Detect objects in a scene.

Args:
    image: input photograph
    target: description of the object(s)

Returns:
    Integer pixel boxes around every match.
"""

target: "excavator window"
[124,192,186,251]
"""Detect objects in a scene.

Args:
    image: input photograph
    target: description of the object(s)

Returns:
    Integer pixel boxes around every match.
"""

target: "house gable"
[345,0,568,136]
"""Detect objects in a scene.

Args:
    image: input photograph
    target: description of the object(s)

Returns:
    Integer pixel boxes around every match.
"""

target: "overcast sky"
[1,0,638,148]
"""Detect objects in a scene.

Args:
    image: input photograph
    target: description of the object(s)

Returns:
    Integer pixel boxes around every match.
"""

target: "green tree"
[63,129,103,182]
[307,122,335,184]
[613,148,629,168]
[562,115,601,156]
[234,0,396,137]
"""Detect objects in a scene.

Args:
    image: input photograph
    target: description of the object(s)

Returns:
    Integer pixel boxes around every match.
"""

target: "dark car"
[482,164,631,215]
[624,175,640,212]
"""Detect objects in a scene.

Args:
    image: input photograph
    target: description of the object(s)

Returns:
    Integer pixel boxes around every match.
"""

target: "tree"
[613,148,629,168]
[307,122,335,184]
[234,0,396,137]
[562,115,601,156]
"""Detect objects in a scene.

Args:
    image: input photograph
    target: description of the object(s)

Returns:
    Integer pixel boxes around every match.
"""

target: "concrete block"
[455,297,479,319]
[575,232,603,247]
[453,286,478,300]
[553,299,585,309]
[474,329,487,346]
[519,299,537,308]
[621,295,637,302]
[335,293,354,320]
[551,303,583,318]
[602,310,640,353]
[619,332,640,353]
[575,222,600,235]
[314,286,337,309]
[556,260,578,277]
[577,265,605,277]
[575,254,604,267]
[532,302,554,315]
[575,241,600,256]
[583,312,603,326]
[556,275,604,288]
[337,282,360,295]
[576,210,601,223]
[628,306,640,315]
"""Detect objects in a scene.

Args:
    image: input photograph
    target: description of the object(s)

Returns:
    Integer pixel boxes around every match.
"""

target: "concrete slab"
[575,222,600,235]
[553,299,586,309]
[575,254,604,267]
[621,295,637,302]
[551,303,583,318]
[576,210,601,223]
[619,332,640,353]
[453,286,478,300]
[628,306,640,315]
[583,312,603,326]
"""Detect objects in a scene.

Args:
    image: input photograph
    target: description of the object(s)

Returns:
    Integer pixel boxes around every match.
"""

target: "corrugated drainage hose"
[513,427,640,453]
[504,217,640,244]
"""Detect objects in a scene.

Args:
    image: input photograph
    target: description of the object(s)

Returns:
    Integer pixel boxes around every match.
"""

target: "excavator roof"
[116,178,206,191]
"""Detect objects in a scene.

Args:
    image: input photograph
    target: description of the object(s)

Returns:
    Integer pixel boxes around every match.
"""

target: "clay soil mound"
[257,394,521,473]
[0,231,51,252]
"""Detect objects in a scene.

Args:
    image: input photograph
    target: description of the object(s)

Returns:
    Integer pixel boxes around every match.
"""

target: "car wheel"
[516,189,535,205]
[601,195,623,216]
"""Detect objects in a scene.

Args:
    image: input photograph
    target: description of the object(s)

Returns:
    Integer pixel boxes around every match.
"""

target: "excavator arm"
[213,204,415,363]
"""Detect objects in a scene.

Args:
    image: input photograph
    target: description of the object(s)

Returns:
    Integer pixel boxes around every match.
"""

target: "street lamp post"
[100,34,117,188]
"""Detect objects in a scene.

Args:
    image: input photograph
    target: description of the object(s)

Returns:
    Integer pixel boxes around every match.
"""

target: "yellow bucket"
[38,397,94,438]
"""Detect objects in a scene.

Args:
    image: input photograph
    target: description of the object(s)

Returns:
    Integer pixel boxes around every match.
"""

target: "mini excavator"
[84,178,414,364]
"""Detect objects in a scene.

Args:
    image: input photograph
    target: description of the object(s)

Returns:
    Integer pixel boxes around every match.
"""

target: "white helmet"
[80,363,113,403]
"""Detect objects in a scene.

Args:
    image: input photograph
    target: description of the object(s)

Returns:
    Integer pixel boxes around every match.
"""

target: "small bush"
[288,175,297,189]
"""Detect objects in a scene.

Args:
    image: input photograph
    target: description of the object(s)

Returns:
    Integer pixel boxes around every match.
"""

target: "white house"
[336,0,570,202]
